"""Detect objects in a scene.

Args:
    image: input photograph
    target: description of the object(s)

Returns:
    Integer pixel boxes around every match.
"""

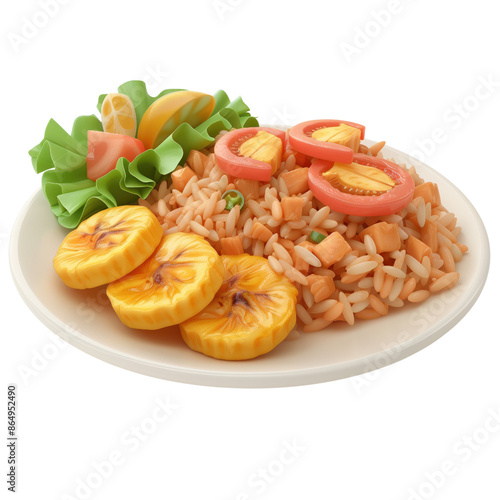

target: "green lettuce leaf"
[29,81,259,229]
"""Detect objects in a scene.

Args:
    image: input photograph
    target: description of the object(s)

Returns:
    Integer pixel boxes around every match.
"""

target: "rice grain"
[189,220,209,238]
[294,245,322,267]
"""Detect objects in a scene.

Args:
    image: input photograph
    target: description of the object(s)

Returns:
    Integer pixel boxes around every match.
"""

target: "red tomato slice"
[86,131,145,182]
[308,154,415,216]
[289,119,365,163]
[214,127,287,181]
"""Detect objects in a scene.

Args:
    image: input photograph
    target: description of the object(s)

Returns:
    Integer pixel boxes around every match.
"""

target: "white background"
[1,1,499,499]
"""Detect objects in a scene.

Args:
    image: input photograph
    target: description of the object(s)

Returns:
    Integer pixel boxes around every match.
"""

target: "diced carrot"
[406,235,432,262]
[281,168,309,195]
[211,240,222,255]
[220,236,244,255]
[406,215,419,228]
[171,166,196,192]
[299,240,316,252]
[292,251,309,274]
[235,179,259,201]
[250,222,273,242]
[281,196,304,221]
[312,232,352,267]
[307,274,336,302]
[360,222,401,253]
[413,182,441,208]
[278,238,295,251]
[186,150,209,176]
[420,220,438,252]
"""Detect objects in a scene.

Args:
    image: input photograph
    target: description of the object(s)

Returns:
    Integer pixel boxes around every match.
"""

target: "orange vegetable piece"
[250,222,273,242]
[420,220,438,252]
[413,182,441,208]
[360,222,401,253]
[306,274,336,302]
[278,238,295,251]
[171,166,196,192]
[234,178,259,201]
[220,236,244,255]
[281,168,309,195]
[300,241,316,252]
[281,196,304,221]
[406,235,432,262]
[312,232,352,267]
[405,215,419,228]
[292,253,309,274]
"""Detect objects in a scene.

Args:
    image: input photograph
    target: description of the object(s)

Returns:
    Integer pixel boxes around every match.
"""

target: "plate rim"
[9,146,491,388]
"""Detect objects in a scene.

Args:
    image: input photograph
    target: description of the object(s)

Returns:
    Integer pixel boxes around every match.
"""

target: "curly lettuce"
[29,81,259,228]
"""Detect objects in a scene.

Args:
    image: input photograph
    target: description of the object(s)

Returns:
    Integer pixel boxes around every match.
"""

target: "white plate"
[10,144,490,388]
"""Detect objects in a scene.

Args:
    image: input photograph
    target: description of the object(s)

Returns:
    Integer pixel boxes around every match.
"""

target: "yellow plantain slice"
[106,233,224,330]
[53,205,163,289]
[180,254,298,360]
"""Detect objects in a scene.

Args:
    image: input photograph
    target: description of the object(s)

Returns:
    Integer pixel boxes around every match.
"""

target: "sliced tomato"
[214,127,287,181]
[289,119,365,164]
[308,154,415,216]
[86,131,145,182]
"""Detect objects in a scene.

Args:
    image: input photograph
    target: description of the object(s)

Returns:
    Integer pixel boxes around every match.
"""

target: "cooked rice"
[294,245,322,267]
[144,134,468,333]
[348,290,369,303]
[408,290,431,303]
[309,299,338,315]
[351,299,370,313]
